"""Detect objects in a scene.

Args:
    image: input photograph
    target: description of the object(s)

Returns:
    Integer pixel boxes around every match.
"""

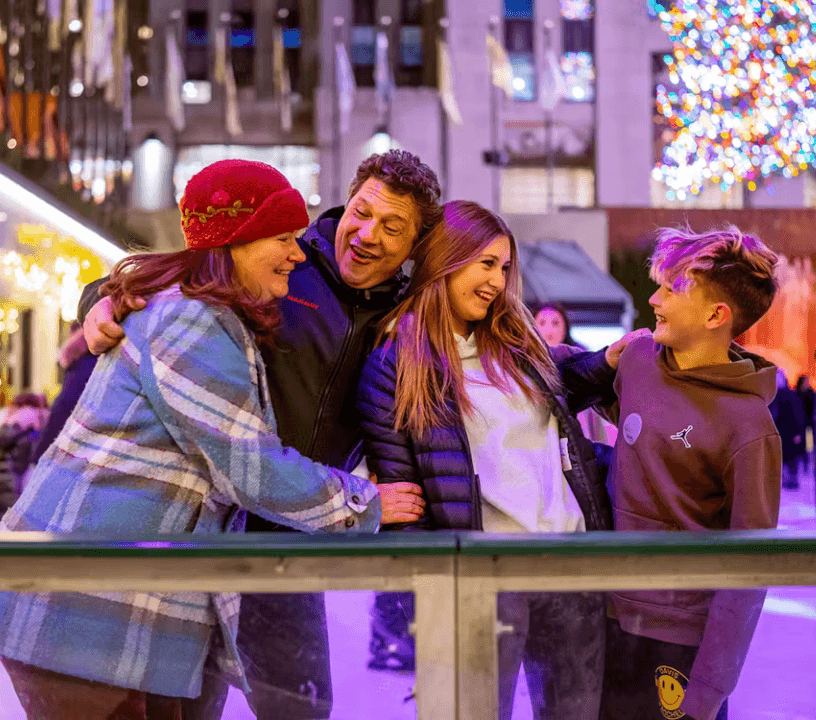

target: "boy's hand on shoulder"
[605,328,653,370]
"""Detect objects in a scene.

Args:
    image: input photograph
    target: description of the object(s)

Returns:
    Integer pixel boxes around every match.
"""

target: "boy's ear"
[706,302,732,331]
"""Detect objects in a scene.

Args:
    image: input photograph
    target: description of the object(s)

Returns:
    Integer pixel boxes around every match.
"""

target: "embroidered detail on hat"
[182,200,254,228]
[210,190,230,205]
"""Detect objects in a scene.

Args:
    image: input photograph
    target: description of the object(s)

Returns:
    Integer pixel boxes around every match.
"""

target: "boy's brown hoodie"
[608,336,781,720]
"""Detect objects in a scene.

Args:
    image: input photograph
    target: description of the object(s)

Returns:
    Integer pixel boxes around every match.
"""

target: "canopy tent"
[517,240,635,329]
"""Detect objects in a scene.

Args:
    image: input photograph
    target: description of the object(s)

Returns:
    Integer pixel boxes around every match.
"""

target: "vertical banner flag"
[374,29,393,126]
[540,49,567,112]
[280,64,292,133]
[96,0,116,103]
[83,0,98,87]
[437,38,462,125]
[63,0,79,36]
[213,26,227,85]
[122,53,132,131]
[47,0,63,51]
[165,27,186,132]
[335,41,356,135]
[85,0,114,89]
[106,0,127,106]
[273,24,292,133]
[224,52,243,136]
[485,33,513,98]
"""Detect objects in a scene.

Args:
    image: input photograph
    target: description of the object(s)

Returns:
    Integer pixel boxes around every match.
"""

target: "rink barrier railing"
[0,529,815,720]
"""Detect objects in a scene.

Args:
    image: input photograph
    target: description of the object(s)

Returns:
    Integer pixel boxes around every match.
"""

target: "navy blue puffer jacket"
[357,341,615,532]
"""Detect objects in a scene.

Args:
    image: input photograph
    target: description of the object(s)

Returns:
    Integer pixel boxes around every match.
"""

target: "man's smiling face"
[334,178,421,289]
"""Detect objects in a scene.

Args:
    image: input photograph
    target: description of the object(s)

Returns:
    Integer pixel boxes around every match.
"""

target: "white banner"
[165,28,186,132]
[225,57,243,136]
[273,25,292,133]
[374,30,393,125]
[540,49,567,112]
[213,27,227,85]
[335,42,356,135]
[486,33,513,98]
[437,39,463,125]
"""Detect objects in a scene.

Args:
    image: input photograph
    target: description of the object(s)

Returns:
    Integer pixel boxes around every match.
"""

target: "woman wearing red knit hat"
[0,160,425,720]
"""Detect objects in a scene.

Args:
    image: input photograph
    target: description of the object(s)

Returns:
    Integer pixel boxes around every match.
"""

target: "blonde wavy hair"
[377,200,562,439]
[649,225,779,337]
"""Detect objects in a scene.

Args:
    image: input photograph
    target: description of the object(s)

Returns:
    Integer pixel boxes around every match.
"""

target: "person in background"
[0,160,424,720]
[532,301,579,348]
[31,323,98,465]
[0,393,49,515]
[795,374,815,481]
[530,301,616,446]
[770,369,807,491]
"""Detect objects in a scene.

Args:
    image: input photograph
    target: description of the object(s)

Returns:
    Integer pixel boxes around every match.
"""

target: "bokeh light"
[652,0,816,195]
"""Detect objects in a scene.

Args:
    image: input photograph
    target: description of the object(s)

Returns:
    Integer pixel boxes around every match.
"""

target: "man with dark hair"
[79,150,443,720]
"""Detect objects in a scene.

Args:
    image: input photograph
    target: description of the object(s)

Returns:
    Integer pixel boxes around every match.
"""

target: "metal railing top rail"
[457,528,816,555]
[0,531,459,557]
[0,528,814,557]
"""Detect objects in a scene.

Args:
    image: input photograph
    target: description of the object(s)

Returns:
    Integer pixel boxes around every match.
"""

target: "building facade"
[127,0,816,250]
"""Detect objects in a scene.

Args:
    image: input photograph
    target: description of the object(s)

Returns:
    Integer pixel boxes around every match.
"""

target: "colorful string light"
[561,51,596,101]
[652,0,816,196]
[560,0,594,20]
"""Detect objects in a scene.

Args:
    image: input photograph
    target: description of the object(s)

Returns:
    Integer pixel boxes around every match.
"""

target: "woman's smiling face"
[230,231,307,301]
[446,235,511,337]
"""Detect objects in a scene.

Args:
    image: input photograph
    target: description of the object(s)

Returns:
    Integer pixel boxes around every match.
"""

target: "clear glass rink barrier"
[0,529,814,719]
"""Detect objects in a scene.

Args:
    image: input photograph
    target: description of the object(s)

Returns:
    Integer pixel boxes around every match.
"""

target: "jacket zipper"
[527,361,605,531]
[456,420,484,531]
[308,305,359,456]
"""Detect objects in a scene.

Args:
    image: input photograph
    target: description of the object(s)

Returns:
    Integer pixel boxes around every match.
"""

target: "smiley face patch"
[655,665,688,719]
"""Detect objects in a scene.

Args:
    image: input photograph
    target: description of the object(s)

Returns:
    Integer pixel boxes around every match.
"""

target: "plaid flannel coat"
[0,286,381,698]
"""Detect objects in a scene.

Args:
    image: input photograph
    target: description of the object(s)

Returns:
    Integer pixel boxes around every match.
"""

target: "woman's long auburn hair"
[101,247,280,347]
[378,200,562,439]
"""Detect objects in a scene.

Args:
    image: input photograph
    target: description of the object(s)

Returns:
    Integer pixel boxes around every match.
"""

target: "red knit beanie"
[179,159,310,249]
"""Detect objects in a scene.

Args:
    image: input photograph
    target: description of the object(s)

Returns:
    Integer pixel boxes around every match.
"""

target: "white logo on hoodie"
[671,426,693,449]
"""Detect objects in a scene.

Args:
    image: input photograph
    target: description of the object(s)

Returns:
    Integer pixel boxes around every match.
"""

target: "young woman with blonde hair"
[358,200,630,719]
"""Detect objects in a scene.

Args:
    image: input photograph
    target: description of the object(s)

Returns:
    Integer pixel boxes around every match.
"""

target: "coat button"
[351,494,361,504]
[345,517,355,528]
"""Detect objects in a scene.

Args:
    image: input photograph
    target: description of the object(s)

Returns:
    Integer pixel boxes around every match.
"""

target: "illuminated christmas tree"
[651,0,816,200]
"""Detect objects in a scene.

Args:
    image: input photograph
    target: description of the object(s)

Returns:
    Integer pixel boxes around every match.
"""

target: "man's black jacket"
[77,207,409,531]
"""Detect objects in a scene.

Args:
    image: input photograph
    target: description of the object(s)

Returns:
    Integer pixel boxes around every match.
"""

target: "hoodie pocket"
[613,507,679,532]
[612,507,712,615]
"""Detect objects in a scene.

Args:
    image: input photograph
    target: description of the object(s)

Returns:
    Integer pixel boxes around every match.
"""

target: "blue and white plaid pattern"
[0,286,380,698]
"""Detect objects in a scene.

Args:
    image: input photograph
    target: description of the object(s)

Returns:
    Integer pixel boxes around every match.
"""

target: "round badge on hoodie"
[622,413,642,445]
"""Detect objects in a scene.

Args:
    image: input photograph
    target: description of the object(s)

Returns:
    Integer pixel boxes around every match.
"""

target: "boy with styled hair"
[598,226,782,720]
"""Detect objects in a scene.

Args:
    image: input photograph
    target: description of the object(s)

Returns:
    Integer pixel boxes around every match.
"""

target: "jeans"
[497,591,606,720]
[600,617,728,720]
[236,593,332,719]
